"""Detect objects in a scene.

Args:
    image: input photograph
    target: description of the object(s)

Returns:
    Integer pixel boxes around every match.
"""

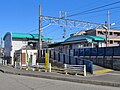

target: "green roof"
[12,33,40,39]
[88,36,105,41]
[3,32,52,40]
[64,35,105,43]
[49,35,105,47]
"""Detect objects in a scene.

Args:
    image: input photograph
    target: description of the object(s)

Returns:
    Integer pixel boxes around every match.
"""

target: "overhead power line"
[68,0,120,17]
[28,29,38,33]
[68,0,100,13]
[111,26,120,29]
[78,6,120,16]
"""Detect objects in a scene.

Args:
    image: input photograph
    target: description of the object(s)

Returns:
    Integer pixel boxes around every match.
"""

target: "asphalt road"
[0,72,119,90]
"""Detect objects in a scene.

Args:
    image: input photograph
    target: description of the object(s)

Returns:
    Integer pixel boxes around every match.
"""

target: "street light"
[102,25,108,47]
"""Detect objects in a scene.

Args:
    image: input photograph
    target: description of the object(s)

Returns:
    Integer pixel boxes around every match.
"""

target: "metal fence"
[40,49,93,74]
[73,46,120,56]
[72,46,120,70]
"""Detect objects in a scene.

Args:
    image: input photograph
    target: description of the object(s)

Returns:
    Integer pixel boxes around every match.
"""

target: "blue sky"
[0,0,120,42]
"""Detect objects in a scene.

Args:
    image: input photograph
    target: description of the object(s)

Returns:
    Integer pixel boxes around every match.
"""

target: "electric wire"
[77,6,120,16]
[68,0,120,17]
[111,26,120,29]
[27,29,38,33]
[68,0,101,13]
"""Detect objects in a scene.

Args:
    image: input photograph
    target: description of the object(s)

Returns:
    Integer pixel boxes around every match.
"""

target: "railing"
[71,46,120,70]
[29,63,51,72]
[64,64,86,76]
[40,49,93,74]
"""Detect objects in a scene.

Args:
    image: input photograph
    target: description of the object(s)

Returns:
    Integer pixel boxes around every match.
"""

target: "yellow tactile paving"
[94,69,113,75]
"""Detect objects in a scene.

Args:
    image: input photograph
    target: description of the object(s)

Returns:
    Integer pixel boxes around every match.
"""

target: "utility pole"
[105,22,108,47]
[63,26,66,39]
[107,10,110,47]
[105,10,110,47]
[39,5,42,51]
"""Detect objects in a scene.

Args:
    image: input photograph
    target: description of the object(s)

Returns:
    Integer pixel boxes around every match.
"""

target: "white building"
[3,32,52,65]
[15,49,38,66]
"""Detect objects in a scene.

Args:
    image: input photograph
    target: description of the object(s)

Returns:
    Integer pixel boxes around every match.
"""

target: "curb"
[1,69,120,87]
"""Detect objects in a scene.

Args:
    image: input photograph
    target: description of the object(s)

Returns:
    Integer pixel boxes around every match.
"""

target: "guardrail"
[64,64,86,76]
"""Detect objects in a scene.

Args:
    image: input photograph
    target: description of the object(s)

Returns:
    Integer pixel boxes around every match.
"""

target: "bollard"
[2,60,3,65]
[45,52,49,71]
[26,68,28,70]
[32,68,35,71]
[15,61,17,68]
[19,62,22,70]
[83,65,87,76]
[49,63,51,72]
[64,64,68,75]
[45,70,47,72]
[5,60,7,65]
[75,73,77,76]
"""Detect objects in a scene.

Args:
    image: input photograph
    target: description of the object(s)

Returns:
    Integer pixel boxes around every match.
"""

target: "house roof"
[65,35,105,43]
[3,32,52,40]
[88,36,105,41]
[48,35,105,47]
[12,33,40,39]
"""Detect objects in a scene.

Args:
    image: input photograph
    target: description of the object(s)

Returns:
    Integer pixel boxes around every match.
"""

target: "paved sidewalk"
[0,64,120,87]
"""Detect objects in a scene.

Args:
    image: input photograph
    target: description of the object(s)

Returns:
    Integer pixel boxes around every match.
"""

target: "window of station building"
[22,41,27,44]
[114,32,120,36]
[69,44,72,49]
[114,41,120,44]
[118,33,120,36]
[110,40,113,44]
[98,31,104,35]
[109,32,113,35]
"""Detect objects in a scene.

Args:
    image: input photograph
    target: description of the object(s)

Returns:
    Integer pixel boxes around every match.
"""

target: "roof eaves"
[62,39,88,44]
[12,32,53,41]
[88,36,105,41]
